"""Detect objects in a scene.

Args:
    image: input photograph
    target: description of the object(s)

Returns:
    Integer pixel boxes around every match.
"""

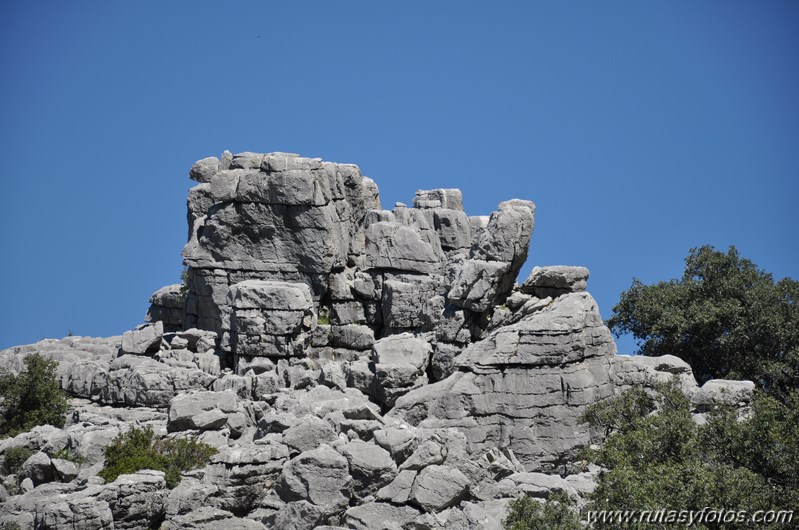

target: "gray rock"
[282,416,337,454]
[373,334,431,406]
[505,471,579,500]
[224,280,316,358]
[410,464,470,512]
[429,343,461,381]
[520,266,590,297]
[270,500,323,530]
[168,390,238,432]
[101,470,168,529]
[391,292,619,471]
[189,156,221,183]
[365,222,442,274]
[319,361,347,390]
[344,501,421,530]
[339,440,397,499]
[413,189,464,211]
[346,359,376,396]
[164,477,219,518]
[694,379,755,409]
[449,200,535,313]
[166,507,267,529]
[330,324,375,351]
[18,451,53,486]
[51,458,79,482]
[97,355,208,407]
[399,439,446,471]
[373,426,418,464]
[20,476,34,492]
[376,469,416,504]
[204,443,289,514]
[276,444,351,516]
[146,284,184,332]
[120,321,164,355]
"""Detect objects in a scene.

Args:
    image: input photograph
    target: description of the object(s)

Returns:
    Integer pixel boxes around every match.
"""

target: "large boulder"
[410,464,470,512]
[520,266,590,298]
[182,153,380,334]
[120,322,163,356]
[276,444,352,516]
[391,291,618,471]
[448,200,535,313]
[167,390,239,432]
[339,440,397,499]
[145,284,185,332]
[222,280,316,360]
[372,334,431,407]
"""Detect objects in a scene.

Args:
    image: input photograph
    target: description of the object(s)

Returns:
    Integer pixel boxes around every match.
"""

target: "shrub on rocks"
[2,446,33,474]
[0,353,69,437]
[98,426,216,488]
[503,491,581,530]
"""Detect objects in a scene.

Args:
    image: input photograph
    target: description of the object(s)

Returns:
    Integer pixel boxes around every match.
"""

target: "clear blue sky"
[1,1,797,353]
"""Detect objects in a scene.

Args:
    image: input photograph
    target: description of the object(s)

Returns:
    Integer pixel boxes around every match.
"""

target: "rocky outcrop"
[146,284,185,332]
[0,150,757,529]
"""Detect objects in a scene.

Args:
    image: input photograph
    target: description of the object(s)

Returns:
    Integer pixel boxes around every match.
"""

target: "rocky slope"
[0,151,754,529]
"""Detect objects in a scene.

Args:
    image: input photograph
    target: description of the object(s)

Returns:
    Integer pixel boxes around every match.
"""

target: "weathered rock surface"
[0,151,758,528]
[121,321,164,355]
[146,284,185,332]
[521,265,590,297]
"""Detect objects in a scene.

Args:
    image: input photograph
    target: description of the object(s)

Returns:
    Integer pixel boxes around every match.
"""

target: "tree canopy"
[608,245,799,399]
[579,383,799,529]
[0,353,69,437]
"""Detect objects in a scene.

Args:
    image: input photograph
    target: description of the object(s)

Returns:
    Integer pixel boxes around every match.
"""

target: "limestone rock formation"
[0,150,756,529]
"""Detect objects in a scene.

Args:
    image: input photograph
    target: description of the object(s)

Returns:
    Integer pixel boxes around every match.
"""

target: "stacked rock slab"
[390,287,618,472]
[180,151,537,377]
[221,280,316,366]
[182,152,380,334]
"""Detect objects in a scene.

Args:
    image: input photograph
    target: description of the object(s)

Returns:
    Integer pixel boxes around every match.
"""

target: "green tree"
[503,491,582,530]
[608,245,799,399]
[99,426,217,488]
[579,382,798,529]
[0,353,69,437]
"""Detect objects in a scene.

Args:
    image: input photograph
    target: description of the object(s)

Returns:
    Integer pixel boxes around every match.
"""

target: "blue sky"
[1,1,797,352]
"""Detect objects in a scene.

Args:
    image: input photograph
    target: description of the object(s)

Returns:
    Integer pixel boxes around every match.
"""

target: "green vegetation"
[98,426,217,488]
[578,382,799,529]
[316,308,330,326]
[2,446,33,474]
[608,245,799,400]
[503,490,581,530]
[52,447,86,465]
[0,353,69,437]
[179,265,190,303]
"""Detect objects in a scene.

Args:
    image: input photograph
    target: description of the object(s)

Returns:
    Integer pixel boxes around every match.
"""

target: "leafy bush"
[579,381,799,529]
[503,490,582,530]
[0,353,69,437]
[98,426,216,488]
[2,446,33,474]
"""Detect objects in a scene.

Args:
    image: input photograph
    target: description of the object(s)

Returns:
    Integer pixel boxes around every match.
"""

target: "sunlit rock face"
[180,151,536,376]
[0,151,754,529]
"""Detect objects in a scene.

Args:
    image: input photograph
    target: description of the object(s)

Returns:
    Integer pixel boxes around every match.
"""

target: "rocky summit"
[0,151,754,529]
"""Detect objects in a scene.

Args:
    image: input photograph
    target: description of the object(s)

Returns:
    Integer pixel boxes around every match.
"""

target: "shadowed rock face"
[0,151,756,530]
